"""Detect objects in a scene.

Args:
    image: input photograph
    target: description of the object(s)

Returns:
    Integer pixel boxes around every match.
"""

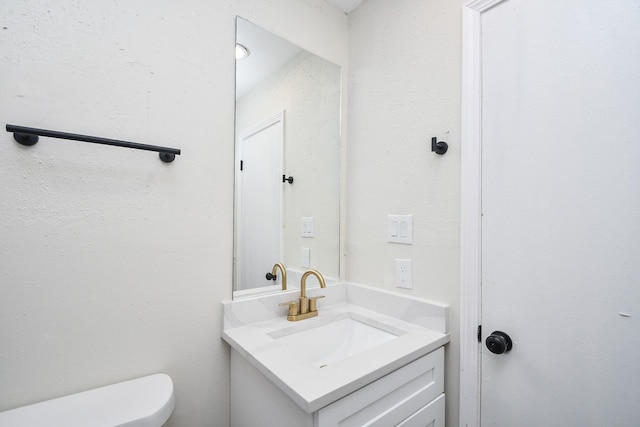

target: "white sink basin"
[268,314,403,368]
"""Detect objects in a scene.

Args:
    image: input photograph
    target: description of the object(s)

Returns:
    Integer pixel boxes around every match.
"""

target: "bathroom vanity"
[222,283,449,426]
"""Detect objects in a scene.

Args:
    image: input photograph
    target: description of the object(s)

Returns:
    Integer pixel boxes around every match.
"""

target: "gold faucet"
[279,269,326,321]
[269,263,287,290]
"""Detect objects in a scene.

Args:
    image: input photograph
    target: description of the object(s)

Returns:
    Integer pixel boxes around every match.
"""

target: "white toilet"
[0,373,175,427]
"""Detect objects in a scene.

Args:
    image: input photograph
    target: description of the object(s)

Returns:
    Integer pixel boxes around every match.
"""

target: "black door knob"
[485,331,513,354]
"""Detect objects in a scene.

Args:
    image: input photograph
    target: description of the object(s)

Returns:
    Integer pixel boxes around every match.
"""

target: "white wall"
[1,0,469,423]
[345,1,465,425]
[236,50,341,280]
[0,1,347,426]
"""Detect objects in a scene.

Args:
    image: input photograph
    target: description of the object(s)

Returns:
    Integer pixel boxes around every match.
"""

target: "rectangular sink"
[268,313,404,368]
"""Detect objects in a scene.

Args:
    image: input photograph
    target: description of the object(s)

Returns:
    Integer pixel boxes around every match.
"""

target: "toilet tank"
[0,373,175,427]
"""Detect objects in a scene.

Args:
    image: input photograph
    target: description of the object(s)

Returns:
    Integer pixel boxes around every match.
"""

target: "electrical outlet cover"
[395,259,412,289]
[301,247,310,268]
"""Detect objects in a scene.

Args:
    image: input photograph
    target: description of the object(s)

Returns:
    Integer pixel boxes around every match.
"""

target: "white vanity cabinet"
[230,347,445,427]
[224,283,449,427]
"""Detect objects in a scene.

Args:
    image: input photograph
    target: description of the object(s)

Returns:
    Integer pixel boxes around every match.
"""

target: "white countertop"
[221,283,449,413]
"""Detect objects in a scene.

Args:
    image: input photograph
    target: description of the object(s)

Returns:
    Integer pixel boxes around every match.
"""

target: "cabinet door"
[316,348,444,427]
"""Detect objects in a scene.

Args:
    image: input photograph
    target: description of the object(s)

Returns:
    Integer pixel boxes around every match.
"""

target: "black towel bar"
[6,124,181,163]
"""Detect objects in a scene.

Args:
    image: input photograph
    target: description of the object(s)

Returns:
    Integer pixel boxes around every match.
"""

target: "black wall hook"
[431,137,448,155]
[282,175,294,184]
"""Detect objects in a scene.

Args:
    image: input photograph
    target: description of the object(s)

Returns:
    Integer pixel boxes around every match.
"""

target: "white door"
[480,0,640,425]
[236,113,284,290]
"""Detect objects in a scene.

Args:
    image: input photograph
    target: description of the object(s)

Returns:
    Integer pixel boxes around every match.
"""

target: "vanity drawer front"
[397,393,445,427]
[315,347,444,427]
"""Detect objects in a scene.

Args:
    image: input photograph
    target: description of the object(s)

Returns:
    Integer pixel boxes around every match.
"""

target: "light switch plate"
[388,215,412,244]
[301,217,314,237]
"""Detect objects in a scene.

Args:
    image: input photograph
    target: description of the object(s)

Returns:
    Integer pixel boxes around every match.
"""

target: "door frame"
[235,111,285,290]
[459,1,507,426]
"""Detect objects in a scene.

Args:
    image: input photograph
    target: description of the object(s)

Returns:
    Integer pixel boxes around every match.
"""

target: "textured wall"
[1,0,468,423]
[0,1,347,426]
[346,0,465,425]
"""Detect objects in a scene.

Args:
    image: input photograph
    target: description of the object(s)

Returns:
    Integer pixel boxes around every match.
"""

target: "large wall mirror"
[233,17,341,298]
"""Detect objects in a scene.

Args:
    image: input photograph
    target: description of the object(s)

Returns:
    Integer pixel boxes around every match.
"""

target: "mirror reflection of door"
[236,113,284,290]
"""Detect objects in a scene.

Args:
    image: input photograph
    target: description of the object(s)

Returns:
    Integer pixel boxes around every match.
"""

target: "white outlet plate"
[388,215,412,244]
[301,247,310,268]
[395,259,412,289]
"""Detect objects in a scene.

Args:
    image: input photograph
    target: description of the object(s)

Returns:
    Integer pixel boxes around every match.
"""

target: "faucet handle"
[308,295,325,312]
[278,301,298,316]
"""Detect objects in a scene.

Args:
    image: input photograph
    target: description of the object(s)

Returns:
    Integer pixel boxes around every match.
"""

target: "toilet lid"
[0,373,175,427]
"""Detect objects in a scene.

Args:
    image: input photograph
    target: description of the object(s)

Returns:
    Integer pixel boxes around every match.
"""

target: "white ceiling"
[325,0,365,13]
[235,18,302,99]
[235,1,364,99]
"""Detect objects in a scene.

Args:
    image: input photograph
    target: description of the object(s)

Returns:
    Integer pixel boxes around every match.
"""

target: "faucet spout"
[300,269,326,299]
[271,263,287,290]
